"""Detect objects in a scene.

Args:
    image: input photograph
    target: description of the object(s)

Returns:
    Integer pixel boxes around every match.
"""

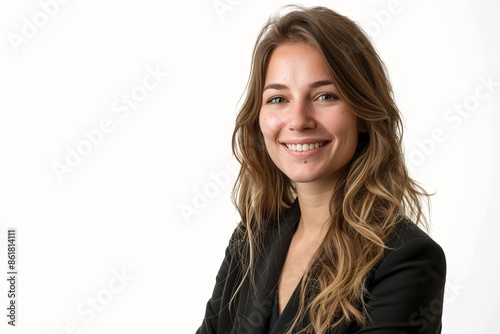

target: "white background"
[0,0,498,333]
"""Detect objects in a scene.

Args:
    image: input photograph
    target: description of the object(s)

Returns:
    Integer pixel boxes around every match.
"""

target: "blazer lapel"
[270,281,302,333]
[267,200,302,333]
[234,200,301,333]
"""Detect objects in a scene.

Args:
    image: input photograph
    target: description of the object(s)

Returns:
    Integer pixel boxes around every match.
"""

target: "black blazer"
[196,200,446,334]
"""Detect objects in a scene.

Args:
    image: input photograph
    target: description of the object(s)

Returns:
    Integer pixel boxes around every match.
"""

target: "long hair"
[231,5,430,333]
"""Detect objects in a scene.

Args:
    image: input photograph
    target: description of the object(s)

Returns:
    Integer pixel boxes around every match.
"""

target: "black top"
[267,292,279,333]
[196,199,447,333]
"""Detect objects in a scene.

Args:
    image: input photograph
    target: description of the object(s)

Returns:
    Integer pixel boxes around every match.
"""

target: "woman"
[197,5,446,334]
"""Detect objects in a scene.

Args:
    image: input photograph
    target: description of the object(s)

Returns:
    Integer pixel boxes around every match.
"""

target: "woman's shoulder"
[371,218,446,282]
[386,218,442,250]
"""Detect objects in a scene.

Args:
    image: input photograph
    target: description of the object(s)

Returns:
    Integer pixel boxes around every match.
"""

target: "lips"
[284,141,329,152]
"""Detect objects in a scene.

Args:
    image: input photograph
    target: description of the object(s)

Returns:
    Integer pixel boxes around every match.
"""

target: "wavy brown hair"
[231,5,430,333]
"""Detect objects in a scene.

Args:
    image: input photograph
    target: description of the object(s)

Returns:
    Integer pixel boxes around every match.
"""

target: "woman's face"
[259,42,360,187]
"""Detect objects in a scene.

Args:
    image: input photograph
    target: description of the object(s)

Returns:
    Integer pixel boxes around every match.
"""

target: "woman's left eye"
[317,93,339,101]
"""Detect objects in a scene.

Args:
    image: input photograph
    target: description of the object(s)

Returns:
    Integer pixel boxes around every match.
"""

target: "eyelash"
[267,96,286,104]
[266,93,339,104]
[317,93,339,101]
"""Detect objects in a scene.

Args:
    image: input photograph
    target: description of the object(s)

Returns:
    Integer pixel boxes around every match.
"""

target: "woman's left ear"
[357,118,367,133]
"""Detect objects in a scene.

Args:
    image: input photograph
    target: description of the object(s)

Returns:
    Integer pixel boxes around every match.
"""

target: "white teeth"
[285,142,326,152]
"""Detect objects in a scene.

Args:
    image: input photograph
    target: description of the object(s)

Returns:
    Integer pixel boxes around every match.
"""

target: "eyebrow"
[263,80,334,92]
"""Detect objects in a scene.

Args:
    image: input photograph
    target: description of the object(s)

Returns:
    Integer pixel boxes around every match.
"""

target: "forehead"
[265,42,332,83]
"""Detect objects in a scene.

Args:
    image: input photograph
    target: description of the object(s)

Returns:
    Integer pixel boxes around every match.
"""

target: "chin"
[284,171,327,184]
[282,165,343,186]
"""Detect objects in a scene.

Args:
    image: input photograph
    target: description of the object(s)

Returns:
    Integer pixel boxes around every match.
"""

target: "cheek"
[324,113,359,155]
[259,112,282,143]
[326,111,358,137]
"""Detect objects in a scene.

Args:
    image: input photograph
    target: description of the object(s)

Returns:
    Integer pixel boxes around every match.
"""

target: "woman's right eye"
[267,96,286,104]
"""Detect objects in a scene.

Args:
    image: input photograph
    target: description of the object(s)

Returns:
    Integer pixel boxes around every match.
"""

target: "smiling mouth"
[284,141,329,152]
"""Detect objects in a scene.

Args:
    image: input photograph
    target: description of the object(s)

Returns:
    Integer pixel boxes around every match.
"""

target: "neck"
[295,181,335,240]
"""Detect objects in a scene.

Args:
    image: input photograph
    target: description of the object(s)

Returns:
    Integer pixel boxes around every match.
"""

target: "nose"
[288,99,315,132]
